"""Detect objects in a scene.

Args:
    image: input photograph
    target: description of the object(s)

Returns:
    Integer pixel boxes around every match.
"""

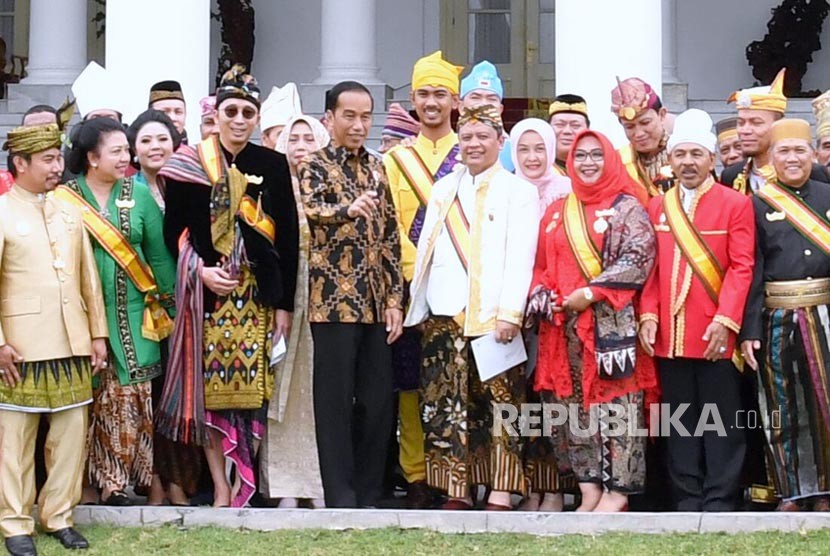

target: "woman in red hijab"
[526,130,656,512]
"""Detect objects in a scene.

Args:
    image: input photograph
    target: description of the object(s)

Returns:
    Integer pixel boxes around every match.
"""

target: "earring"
[91,163,98,169]
[133,155,138,163]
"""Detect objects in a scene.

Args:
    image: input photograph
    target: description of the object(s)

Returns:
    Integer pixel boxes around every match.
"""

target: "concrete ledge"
[67,506,830,535]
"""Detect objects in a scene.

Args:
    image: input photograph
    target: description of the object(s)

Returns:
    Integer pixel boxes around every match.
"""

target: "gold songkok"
[549,100,588,118]
[457,104,503,135]
[727,68,787,114]
[3,123,62,154]
[812,90,830,140]
[715,117,738,143]
[769,118,811,145]
[411,50,463,95]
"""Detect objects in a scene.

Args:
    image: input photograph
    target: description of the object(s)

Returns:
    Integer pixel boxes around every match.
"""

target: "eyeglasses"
[222,105,258,120]
[573,149,604,162]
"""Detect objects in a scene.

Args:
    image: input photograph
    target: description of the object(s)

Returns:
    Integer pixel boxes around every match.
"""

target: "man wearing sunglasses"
[161,65,299,508]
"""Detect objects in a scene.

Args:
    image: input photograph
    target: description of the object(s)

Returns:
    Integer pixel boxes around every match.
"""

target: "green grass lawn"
[27,526,830,555]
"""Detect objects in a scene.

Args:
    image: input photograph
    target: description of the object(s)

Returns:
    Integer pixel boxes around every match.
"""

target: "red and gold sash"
[442,194,472,272]
[757,181,830,256]
[389,146,433,207]
[562,193,603,281]
[54,185,174,341]
[662,186,725,304]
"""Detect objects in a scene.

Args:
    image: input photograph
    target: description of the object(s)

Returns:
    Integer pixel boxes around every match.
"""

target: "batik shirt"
[299,144,404,323]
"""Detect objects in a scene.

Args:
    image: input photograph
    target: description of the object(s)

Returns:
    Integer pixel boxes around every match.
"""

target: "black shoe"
[101,491,132,506]
[4,535,36,556]
[47,528,88,550]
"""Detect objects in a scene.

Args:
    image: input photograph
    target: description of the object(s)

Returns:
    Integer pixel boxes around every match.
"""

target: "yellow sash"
[757,181,830,255]
[663,186,745,370]
[394,149,473,271]
[620,144,661,198]
[238,194,276,244]
[54,185,174,341]
[389,147,433,207]
[198,135,248,256]
[552,162,568,177]
[662,186,724,304]
[562,194,603,281]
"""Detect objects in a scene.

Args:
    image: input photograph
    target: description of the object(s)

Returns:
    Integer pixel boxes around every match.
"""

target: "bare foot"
[487,490,512,508]
[81,486,100,505]
[213,483,231,508]
[576,483,602,512]
[592,491,628,512]
[519,492,541,511]
[539,492,564,512]
[167,483,190,506]
[147,475,166,506]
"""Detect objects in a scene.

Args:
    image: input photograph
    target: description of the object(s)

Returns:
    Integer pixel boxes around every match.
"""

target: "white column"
[316,0,381,84]
[105,0,210,140]
[23,0,87,84]
[662,0,679,83]
[555,0,662,147]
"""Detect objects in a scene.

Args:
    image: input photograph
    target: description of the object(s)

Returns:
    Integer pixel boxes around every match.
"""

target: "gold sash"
[757,181,830,256]
[389,147,433,208]
[396,146,472,271]
[620,144,661,198]
[662,186,724,304]
[562,194,603,281]
[198,135,248,256]
[662,185,744,370]
[54,185,173,341]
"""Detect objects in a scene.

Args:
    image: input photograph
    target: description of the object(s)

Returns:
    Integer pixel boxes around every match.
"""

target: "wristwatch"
[582,287,594,301]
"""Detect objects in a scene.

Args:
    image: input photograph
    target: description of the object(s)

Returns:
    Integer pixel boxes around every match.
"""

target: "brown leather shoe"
[407,480,436,509]
[814,497,830,512]
[776,499,801,512]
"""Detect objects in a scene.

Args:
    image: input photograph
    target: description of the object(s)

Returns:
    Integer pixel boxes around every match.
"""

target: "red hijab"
[565,130,647,205]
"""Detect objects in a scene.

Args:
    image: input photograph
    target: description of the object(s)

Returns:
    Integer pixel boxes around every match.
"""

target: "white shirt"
[426,171,476,316]
[749,169,765,193]
[680,183,697,214]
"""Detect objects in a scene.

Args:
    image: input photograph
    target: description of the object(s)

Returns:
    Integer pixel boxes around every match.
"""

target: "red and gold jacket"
[640,180,755,360]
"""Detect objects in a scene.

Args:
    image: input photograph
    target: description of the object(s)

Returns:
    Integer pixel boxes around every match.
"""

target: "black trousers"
[657,357,746,511]
[312,323,394,508]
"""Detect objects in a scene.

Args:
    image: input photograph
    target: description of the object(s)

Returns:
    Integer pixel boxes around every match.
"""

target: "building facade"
[4,0,830,144]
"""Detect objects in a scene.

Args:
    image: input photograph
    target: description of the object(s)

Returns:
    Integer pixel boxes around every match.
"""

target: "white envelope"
[269,336,287,368]
[470,332,528,382]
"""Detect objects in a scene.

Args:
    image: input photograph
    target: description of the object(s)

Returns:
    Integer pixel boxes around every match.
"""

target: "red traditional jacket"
[0,170,14,196]
[640,180,755,360]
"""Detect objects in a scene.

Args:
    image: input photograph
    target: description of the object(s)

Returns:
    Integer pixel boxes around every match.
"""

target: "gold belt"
[764,278,830,309]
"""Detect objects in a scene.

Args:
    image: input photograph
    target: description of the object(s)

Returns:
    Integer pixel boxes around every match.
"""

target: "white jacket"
[404,164,539,336]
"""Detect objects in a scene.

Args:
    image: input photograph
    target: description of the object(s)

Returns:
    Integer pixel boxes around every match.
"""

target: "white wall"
[106,0,211,141]
[677,0,830,100]
[250,0,438,100]
[556,0,662,147]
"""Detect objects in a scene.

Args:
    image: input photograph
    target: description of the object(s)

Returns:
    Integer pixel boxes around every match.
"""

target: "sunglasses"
[222,105,258,120]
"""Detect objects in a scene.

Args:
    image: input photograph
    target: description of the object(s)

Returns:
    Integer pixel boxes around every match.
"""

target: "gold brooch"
[245,173,264,185]
[115,198,136,209]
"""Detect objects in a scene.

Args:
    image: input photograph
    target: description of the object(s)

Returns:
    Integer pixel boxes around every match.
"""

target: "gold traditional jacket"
[404,165,540,336]
[383,131,459,281]
[0,185,108,361]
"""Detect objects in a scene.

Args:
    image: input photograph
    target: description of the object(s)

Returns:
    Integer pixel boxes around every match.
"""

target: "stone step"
[66,506,830,535]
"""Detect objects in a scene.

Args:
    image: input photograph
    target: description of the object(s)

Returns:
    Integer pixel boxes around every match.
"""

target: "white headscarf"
[509,118,571,211]
[275,114,331,156]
